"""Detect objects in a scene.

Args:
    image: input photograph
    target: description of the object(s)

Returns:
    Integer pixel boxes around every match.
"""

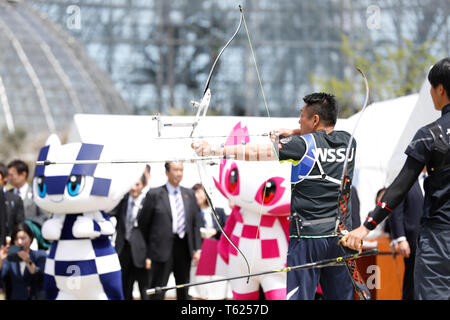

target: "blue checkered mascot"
[33,134,145,300]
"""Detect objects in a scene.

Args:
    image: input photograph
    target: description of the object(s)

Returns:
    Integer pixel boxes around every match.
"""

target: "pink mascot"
[204,122,291,300]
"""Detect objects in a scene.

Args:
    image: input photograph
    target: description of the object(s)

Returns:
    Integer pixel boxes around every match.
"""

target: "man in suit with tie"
[7,160,47,227]
[140,162,202,300]
[388,174,425,300]
[109,174,150,300]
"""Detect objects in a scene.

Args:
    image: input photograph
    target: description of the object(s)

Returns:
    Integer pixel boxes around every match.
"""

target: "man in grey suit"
[7,160,47,227]
[140,162,202,300]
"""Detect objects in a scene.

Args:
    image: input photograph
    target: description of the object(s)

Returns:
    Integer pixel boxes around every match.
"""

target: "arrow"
[36,155,235,166]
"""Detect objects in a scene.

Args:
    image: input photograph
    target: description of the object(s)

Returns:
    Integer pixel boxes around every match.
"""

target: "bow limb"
[202,13,243,96]
[335,67,372,300]
[339,67,370,193]
[190,12,251,279]
[336,67,370,234]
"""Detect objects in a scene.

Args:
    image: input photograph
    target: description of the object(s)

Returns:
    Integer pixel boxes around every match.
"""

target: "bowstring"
[239,5,282,276]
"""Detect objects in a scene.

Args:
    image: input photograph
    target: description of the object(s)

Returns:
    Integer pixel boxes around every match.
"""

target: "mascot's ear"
[45,134,61,148]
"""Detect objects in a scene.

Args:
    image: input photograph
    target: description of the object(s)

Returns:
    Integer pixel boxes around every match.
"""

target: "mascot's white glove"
[42,215,65,241]
[72,214,101,239]
[93,212,115,236]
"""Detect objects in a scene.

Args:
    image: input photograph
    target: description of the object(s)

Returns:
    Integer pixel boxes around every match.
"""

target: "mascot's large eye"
[227,167,239,194]
[254,177,285,207]
[36,177,46,198]
[67,175,83,197]
[261,179,277,204]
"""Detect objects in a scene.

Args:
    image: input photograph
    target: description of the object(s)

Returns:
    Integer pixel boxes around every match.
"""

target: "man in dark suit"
[140,162,202,300]
[109,174,150,300]
[0,189,6,246]
[388,177,424,300]
[0,163,25,239]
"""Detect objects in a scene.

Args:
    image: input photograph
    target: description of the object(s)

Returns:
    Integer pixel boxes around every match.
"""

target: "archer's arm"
[192,140,278,161]
[342,156,423,250]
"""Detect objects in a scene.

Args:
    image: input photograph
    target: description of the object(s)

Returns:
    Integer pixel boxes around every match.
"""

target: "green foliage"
[311,35,437,117]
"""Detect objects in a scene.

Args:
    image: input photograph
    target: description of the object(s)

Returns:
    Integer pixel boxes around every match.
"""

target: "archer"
[193,92,359,300]
[341,57,450,300]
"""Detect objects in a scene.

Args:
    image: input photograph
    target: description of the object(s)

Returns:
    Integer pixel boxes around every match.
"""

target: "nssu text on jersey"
[287,133,355,186]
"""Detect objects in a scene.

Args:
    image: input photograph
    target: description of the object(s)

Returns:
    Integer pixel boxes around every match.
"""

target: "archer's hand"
[192,140,211,156]
[340,225,370,251]
[270,128,298,143]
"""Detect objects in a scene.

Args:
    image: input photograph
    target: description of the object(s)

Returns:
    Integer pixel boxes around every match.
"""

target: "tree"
[310,35,438,117]
[310,0,448,117]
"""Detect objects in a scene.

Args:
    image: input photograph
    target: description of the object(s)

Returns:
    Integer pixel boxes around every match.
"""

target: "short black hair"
[428,57,450,98]
[7,159,29,178]
[302,92,338,126]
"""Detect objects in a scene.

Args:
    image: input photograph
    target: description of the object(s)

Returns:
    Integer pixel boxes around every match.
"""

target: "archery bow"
[335,67,371,300]
[188,10,252,279]
[191,5,281,281]
[147,248,379,295]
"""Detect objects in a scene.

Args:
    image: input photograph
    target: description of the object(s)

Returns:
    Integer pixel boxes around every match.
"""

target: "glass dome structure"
[0,0,131,138]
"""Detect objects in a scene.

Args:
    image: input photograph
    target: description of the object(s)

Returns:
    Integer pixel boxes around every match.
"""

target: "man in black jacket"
[109,174,149,300]
[343,57,450,300]
[140,162,202,300]
[0,163,24,239]
[388,178,424,300]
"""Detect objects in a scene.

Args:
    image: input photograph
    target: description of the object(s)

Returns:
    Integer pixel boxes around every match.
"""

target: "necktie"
[125,200,135,240]
[174,190,185,238]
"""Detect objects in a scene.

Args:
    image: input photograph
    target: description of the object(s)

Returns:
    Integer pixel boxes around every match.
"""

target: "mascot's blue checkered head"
[34,134,145,300]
